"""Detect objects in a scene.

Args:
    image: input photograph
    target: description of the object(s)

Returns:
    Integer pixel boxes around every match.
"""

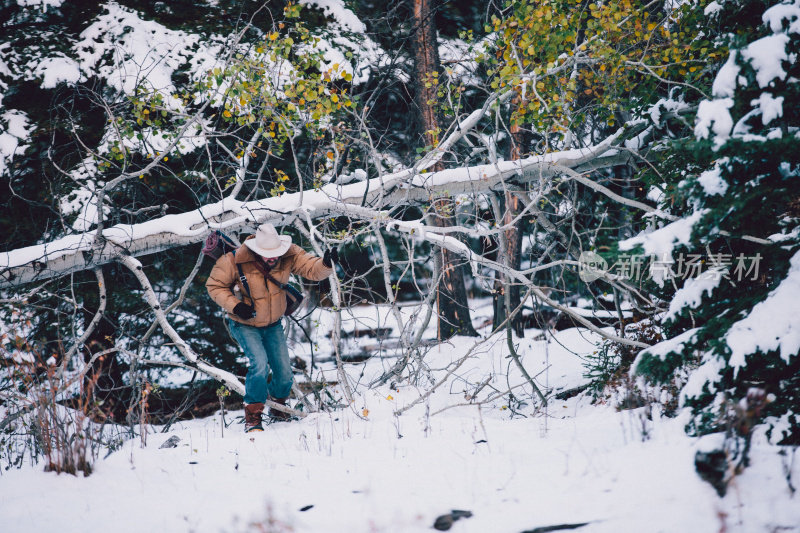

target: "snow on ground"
[1,302,798,533]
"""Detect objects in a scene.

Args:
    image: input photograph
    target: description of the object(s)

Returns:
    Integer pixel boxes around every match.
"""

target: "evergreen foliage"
[628,0,800,443]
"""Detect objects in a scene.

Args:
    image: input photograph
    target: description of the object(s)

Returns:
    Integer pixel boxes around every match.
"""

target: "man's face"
[262,256,279,268]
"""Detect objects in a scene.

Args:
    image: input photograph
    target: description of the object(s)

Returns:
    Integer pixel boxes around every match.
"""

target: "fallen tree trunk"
[0,130,634,289]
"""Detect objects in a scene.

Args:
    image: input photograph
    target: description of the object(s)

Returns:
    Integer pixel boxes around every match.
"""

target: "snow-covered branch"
[117,254,306,418]
[117,255,245,393]
[0,129,635,289]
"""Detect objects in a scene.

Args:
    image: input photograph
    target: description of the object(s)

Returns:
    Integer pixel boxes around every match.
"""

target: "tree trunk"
[492,192,525,336]
[493,100,526,336]
[0,133,633,290]
[412,0,477,339]
[428,197,478,339]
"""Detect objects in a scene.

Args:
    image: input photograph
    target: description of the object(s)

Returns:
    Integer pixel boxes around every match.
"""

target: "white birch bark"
[0,131,635,289]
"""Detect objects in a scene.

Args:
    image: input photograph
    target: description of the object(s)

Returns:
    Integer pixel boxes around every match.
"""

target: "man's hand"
[322,248,339,268]
[233,302,255,320]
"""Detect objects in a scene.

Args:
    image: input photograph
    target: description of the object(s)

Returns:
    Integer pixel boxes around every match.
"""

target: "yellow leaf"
[386,395,394,400]
[326,151,334,159]
[223,109,232,118]
[362,408,369,417]
[269,32,278,41]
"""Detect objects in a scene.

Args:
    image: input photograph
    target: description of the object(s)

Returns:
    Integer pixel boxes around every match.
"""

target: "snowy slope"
[1,307,797,533]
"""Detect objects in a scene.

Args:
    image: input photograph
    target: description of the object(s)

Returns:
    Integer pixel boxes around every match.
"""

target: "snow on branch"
[117,254,306,418]
[0,127,635,289]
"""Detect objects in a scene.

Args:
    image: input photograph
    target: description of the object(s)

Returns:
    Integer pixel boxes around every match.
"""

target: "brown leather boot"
[268,398,291,422]
[244,403,264,432]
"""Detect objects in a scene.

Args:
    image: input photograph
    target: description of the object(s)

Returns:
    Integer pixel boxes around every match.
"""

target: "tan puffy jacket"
[206,239,332,327]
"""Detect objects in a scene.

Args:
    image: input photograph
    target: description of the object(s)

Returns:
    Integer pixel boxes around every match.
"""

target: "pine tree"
[627,0,800,444]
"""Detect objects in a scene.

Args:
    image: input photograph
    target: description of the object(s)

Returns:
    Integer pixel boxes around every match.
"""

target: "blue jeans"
[227,319,293,404]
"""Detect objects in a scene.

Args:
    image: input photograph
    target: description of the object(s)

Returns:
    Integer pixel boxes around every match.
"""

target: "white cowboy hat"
[244,223,292,258]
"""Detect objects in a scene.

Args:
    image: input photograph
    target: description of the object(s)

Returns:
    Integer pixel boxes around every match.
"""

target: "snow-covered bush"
[626,0,800,444]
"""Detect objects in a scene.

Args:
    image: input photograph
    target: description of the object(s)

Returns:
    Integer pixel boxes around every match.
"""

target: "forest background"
[0,0,798,500]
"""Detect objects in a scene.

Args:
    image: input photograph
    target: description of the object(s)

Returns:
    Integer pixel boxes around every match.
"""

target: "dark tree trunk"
[429,197,479,339]
[412,0,477,339]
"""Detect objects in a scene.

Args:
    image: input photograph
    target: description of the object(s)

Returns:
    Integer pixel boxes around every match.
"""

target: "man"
[206,223,337,432]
